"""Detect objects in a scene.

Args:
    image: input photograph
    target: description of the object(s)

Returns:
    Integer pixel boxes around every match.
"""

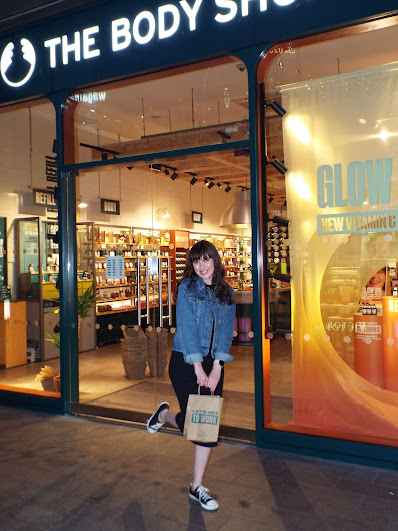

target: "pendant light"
[78,195,88,208]
[219,188,251,228]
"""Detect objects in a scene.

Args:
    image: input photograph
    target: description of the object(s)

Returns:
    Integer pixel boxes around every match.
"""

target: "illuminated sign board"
[0,0,297,89]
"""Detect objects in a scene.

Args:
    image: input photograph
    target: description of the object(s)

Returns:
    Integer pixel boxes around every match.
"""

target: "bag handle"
[197,385,214,396]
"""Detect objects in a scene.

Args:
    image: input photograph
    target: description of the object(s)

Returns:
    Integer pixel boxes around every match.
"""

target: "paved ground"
[1,406,398,530]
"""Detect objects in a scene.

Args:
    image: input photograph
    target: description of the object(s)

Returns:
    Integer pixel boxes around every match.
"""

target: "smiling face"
[192,255,215,285]
[366,268,386,289]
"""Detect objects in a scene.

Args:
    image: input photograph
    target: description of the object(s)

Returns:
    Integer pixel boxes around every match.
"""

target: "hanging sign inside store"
[0,0,297,89]
[191,211,203,224]
[106,256,124,279]
[101,198,120,215]
[317,157,396,235]
[32,188,58,209]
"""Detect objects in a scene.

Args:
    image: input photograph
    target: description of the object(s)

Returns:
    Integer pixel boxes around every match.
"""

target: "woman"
[366,267,387,296]
[147,240,235,511]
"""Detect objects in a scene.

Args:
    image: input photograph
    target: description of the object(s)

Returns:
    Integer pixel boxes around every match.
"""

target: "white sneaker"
[189,484,219,510]
[147,402,169,434]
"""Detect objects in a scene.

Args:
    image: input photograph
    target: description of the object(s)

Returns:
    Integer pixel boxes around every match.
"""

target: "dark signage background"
[0,0,397,105]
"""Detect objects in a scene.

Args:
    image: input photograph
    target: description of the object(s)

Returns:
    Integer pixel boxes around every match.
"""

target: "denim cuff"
[213,352,234,363]
[184,352,204,365]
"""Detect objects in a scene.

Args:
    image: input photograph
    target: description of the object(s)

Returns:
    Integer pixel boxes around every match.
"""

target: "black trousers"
[168,350,224,448]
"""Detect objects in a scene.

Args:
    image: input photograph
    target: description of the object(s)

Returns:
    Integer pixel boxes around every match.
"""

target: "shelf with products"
[93,250,172,333]
[267,218,290,279]
[169,230,189,292]
[189,232,252,289]
[41,219,59,284]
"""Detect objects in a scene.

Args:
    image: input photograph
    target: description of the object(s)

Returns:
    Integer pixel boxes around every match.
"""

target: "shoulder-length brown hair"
[173,240,234,305]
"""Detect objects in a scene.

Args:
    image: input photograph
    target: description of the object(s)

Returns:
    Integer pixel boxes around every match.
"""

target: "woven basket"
[146,328,168,377]
[122,359,146,380]
[120,327,147,379]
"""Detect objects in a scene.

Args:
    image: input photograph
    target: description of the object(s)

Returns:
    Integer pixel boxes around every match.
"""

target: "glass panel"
[262,20,398,444]
[0,101,60,397]
[74,148,255,432]
[64,57,249,164]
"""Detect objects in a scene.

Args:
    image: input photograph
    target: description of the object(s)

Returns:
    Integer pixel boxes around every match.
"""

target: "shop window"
[63,57,249,164]
[260,18,398,445]
[0,100,61,397]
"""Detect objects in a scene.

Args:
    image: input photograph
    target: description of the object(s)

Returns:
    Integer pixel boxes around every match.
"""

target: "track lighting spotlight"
[268,158,288,175]
[205,178,215,189]
[164,168,170,176]
[268,195,274,203]
[149,163,162,171]
[127,166,133,171]
[224,182,231,193]
[170,172,178,181]
[190,177,197,185]
[267,100,287,117]
[217,182,222,188]
[217,130,231,143]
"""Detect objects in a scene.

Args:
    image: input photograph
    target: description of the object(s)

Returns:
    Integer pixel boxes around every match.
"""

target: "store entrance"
[62,55,255,438]
[72,153,255,440]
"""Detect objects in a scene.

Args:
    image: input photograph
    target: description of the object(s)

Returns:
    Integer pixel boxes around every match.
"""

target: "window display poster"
[18,220,39,283]
[0,217,6,288]
[282,62,398,444]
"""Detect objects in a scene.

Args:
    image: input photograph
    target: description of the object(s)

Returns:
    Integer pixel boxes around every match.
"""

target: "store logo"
[0,38,36,87]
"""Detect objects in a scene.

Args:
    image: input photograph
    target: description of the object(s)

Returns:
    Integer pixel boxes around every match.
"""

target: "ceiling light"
[190,177,197,185]
[224,182,231,193]
[217,130,231,143]
[268,158,288,175]
[164,168,170,175]
[78,195,87,208]
[217,182,222,188]
[157,208,170,219]
[170,172,178,180]
[220,189,251,228]
[149,163,162,171]
[207,179,215,189]
[268,100,287,117]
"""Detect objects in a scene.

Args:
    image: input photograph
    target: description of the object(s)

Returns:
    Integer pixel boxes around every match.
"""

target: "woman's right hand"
[193,362,208,387]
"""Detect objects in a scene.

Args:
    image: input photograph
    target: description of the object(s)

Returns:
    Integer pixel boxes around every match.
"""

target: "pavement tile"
[1,405,397,530]
[335,477,398,501]
[218,515,275,529]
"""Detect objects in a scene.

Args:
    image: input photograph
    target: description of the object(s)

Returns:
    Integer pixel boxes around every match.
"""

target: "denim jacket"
[172,276,236,365]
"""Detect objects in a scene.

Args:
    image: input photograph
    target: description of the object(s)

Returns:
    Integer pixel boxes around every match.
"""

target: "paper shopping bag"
[183,391,223,443]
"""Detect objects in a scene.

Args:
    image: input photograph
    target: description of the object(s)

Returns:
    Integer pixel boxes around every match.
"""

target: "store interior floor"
[0,336,293,431]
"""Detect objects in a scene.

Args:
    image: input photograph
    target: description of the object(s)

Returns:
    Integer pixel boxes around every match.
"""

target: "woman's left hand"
[207,364,222,392]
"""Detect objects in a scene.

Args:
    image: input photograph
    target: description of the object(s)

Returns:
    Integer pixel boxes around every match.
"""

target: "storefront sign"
[0,0,298,90]
[101,198,120,215]
[33,188,57,208]
[191,211,203,224]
